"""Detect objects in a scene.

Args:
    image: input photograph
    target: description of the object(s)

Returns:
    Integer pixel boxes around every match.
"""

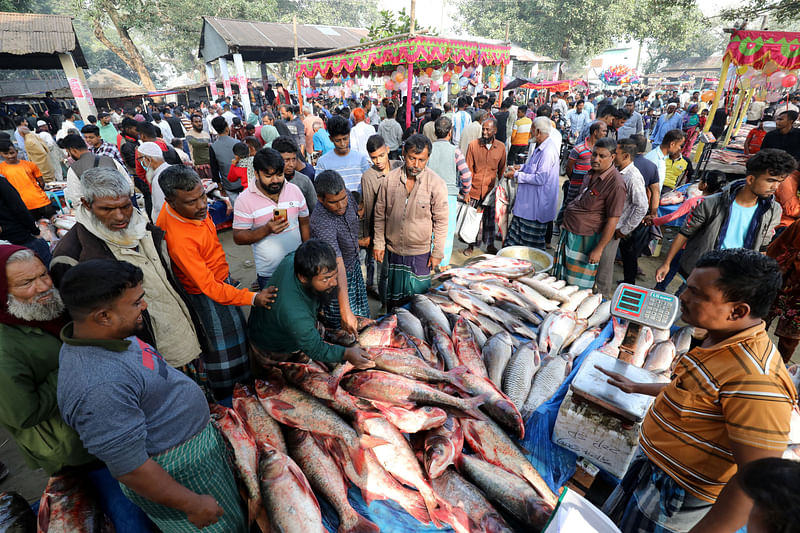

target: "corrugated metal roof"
[199,17,368,62]
[0,11,87,68]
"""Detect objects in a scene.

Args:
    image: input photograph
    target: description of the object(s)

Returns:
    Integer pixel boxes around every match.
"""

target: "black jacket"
[0,176,38,244]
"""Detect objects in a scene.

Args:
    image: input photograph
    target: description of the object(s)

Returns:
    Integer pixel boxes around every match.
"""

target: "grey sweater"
[57,326,210,477]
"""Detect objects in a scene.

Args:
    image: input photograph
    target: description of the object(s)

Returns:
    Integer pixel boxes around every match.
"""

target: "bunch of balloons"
[600,65,640,85]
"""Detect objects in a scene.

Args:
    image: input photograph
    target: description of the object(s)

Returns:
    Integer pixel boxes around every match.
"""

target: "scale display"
[611,283,680,330]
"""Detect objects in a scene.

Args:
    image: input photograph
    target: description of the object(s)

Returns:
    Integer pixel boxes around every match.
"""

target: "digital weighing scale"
[552,284,680,478]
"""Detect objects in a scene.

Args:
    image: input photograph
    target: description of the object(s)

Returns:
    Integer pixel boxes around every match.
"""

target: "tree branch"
[92,19,131,65]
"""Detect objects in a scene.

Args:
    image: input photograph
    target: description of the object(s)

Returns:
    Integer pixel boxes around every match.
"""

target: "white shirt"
[349,121,375,157]
[149,163,171,222]
[644,147,668,190]
[617,162,648,235]
[222,111,237,126]
[154,121,173,144]
[55,120,78,140]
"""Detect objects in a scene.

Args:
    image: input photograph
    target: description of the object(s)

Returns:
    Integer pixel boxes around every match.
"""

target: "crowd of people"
[1,81,800,533]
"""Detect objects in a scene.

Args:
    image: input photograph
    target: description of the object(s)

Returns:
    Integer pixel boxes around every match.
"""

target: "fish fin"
[37,492,50,533]
[338,514,381,533]
[359,434,390,449]
[267,398,295,412]
[255,508,271,533]
[402,492,433,525]
[420,485,444,528]
[329,361,355,395]
[465,393,491,420]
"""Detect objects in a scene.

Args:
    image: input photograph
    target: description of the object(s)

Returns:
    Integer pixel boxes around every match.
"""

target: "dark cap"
[626,96,635,104]
[98,111,110,118]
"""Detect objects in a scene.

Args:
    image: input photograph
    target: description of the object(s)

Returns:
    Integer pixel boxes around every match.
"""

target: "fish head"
[233,383,253,399]
[416,406,448,429]
[258,445,286,481]
[254,370,286,399]
[424,436,455,478]
[209,403,229,421]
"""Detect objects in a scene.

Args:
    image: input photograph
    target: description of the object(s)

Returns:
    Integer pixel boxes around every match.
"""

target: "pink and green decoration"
[726,29,800,71]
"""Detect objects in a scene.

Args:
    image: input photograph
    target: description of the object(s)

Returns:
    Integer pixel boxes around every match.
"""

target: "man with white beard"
[50,167,208,392]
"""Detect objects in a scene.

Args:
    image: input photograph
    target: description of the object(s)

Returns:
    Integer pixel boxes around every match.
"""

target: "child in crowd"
[170,138,191,164]
[227,138,259,191]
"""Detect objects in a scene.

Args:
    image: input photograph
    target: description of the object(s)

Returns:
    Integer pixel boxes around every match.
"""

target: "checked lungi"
[602,451,712,533]
[320,261,370,330]
[380,251,431,310]
[552,229,601,290]
[120,423,247,533]
[187,290,250,400]
[504,216,549,250]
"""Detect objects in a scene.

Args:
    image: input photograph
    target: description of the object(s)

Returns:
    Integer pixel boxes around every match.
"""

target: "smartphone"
[273,208,287,221]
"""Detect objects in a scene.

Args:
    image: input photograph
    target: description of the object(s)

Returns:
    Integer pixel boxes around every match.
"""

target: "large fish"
[423,416,464,479]
[255,370,379,476]
[458,309,506,339]
[567,327,602,358]
[599,316,627,358]
[341,370,486,416]
[400,332,443,370]
[469,280,531,308]
[461,417,558,506]
[322,437,431,524]
[434,267,506,283]
[521,353,571,419]
[233,383,287,453]
[425,293,465,315]
[394,308,426,340]
[454,369,525,439]
[483,331,515,389]
[491,306,538,340]
[452,318,489,378]
[539,310,579,357]
[411,295,451,334]
[37,475,112,533]
[561,288,593,312]
[652,327,671,343]
[278,362,367,418]
[354,412,441,525]
[518,277,570,303]
[427,323,460,370]
[258,446,326,533]
[560,285,580,297]
[620,326,654,367]
[358,315,401,347]
[643,340,677,373]
[587,300,612,328]
[462,318,487,349]
[671,326,695,355]
[511,281,560,314]
[368,400,447,432]
[447,289,505,324]
[575,293,603,320]
[495,300,542,326]
[457,454,553,528]
[209,404,260,519]
[502,342,541,411]
[561,318,589,351]
[367,346,463,386]
[430,469,513,533]
[286,430,379,533]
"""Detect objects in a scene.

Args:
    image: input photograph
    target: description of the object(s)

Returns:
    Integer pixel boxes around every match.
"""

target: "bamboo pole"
[406,61,414,129]
[497,22,509,101]
[293,15,303,109]
[693,55,732,163]
[733,88,755,137]
[722,88,746,147]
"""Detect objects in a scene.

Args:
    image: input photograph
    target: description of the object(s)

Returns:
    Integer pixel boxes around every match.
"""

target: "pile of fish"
[599,317,692,375]
[0,491,35,533]
[37,475,114,532]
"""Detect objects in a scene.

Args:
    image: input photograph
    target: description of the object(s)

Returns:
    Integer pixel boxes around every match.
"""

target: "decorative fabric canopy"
[726,29,800,70]
[505,78,586,92]
[297,35,510,79]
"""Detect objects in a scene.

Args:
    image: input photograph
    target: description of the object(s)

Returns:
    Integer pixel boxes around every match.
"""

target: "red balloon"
[783,74,798,88]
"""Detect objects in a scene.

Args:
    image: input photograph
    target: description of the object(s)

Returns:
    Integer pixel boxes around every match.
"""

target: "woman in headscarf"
[681,104,701,157]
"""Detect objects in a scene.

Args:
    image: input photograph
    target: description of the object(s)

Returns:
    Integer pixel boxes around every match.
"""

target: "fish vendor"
[57,259,247,533]
[373,134,448,309]
[0,245,153,531]
[248,239,374,370]
[310,169,369,334]
[601,249,796,533]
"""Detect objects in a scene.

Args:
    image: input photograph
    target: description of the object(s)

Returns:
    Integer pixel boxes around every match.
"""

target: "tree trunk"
[92,10,157,91]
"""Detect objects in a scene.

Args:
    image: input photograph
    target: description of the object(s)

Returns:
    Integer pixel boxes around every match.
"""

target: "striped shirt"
[90,141,125,169]
[567,141,593,187]
[640,322,797,503]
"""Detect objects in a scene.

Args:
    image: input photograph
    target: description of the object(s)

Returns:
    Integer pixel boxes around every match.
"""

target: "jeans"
[257,274,271,290]
[20,236,52,267]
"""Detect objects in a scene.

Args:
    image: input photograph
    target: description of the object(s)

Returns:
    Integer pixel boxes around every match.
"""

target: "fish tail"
[399,491,432,525]
[330,361,355,395]
[463,392,490,420]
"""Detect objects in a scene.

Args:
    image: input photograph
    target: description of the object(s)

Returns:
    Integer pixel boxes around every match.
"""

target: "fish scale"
[521,353,570,420]
[483,331,515,389]
[501,343,541,411]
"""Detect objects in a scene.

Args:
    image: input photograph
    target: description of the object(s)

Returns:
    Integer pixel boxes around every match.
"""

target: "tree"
[365,8,434,41]
[721,0,800,26]
[643,27,727,74]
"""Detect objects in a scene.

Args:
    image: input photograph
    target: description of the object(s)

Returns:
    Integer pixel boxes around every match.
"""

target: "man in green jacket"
[248,239,373,372]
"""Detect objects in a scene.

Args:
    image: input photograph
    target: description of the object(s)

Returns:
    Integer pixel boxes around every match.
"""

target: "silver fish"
[395,308,426,340]
[587,300,612,329]
[671,326,694,355]
[643,340,677,373]
[532,272,548,281]
[469,281,531,308]
[461,288,495,305]
[550,280,567,289]
[622,326,653,367]
[511,281,560,314]
[518,277,570,303]
[501,343,541,411]
[459,309,506,338]
[568,327,602,358]
[448,289,505,324]
[575,293,603,320]
[426,293,465,315]
[652,327,671,343]
[561,289,592,312]
[483,331,515,389]
[411,295,451,336]
[561,318,588,350]
[491,307,538,340]
[521,353,570,419]
[495,300,542,326]
[463,318,488,349]
[541,276,557,285]
[538,310,579,358]
[560,285,580,297]
[599,317,627,358]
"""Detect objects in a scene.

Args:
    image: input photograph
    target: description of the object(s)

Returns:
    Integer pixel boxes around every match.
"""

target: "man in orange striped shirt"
[601,248,796,533]
[156,166,276,400]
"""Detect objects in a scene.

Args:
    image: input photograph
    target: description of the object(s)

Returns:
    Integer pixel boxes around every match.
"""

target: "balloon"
[769,71,786,85]
[454,65,462,74]
[752,74,767,88]
[766,90,783,103]
[701,90,715,102]
[432,69,442,81]
[459,77,469,87]
[763,60,779,76]
[394,72,405,83]
[736,65,749,75]
[384,80,394,90]
[397,65,406,74]
[442,72,452,82]
[783,74,798,87]
[431,81,440,92]
[425,67,433,76]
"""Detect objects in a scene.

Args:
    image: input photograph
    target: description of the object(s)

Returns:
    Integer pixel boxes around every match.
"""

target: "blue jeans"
[21,236,52,267]
[257,274,271,290]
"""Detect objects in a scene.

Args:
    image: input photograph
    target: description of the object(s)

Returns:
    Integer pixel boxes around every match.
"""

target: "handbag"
[456,201,482,244]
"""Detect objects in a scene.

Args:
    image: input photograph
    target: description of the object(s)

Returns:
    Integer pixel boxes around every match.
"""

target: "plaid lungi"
[552,229,601,290]
[319,261,370,329]
[505,216,549,249]
[602,451,712,533]
[380,251,431,310]
[120,423,247,533]
[176,357,214,403]
[187,290,250,400]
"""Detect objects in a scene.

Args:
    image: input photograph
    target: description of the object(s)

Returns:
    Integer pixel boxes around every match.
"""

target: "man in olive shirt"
[185,114,212,179]
[248,240,373,371]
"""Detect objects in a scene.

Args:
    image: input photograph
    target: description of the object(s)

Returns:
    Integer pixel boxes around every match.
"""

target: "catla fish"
[447,289,505,324]
[367,400,447,433]
[575,293,603,320]
[367,346,464,386]
[521,353,571,419]
[400,332,443,370]
[561,288,593,312]
[672,326,695,355]
[599,316,628,358]
[233,383,287,453]
[423,417,464,479]
[354,412,441,526]
[495,300,542,326]
[518,277,571,303]
[459,309,506,339]
[587,300,612,328]
[643,340,677,373]
[395,307,426,340]
[462,318,488,349]
[539,310,579,358]
[502,342,541,412]
[452,318,489,378]
[621,325,654,367]
[258,446,326,533]
[568,327,602,358]
[426,292,466,315]
[358,315,401,346]
[430,468,514,533]
[37,475,113,533]
[411,294,451,334]
[492,306,538,340]
[457,454,554,529]
[454,369,525,440]
[511,281,560,314]
[278,362,367,418]
[286,430,379,533]
[469,280,531,308]
[483,331,515,389]
[461,417,558,506]
[427,323,460,370]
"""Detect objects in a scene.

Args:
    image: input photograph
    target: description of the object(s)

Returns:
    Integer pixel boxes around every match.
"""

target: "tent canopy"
[0,11,87,70]
[504,77,586,92]
[46,68,147,99]
[725,29,800,70]
[297,34,510,79]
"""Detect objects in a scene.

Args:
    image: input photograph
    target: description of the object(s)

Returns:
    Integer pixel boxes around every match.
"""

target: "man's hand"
[184,494,223,529]
[428,256,442,270]
[343,346,375,370]
[642,214,655,226]
[265,216,289,236]
[614,229,627,240]
[358,236,371,248]
[655,262,670,283]
[253,286,278,308]
[587,246,603,265]
[596,367,639,394]
[503,167,516,179]
[341,309,359,336]
[374,248,385,263]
